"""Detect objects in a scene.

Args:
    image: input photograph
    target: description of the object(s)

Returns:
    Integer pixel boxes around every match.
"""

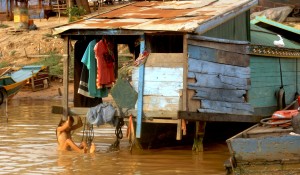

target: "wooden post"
[6,0,8,19]
[177,34,188,140]
[62,37,70,121]
[192,121,206,152]
[31,76,35,91]
[136,35,145,138]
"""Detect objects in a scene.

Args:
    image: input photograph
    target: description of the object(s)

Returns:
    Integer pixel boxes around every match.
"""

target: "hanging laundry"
[86,102,117,127]
[94,36,115,89]
[78,64,94,98]
[79,39,108,98]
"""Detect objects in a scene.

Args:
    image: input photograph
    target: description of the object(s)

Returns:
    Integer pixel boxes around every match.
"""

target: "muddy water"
[0,99,230,175]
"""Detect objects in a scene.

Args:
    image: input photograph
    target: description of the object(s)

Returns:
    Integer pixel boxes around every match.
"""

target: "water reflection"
[0,99,229,175]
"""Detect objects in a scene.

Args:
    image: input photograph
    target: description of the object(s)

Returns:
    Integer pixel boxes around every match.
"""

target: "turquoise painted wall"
[249,55,300,110]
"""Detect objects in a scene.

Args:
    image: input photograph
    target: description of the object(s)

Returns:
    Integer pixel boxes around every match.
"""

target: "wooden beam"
[188,45,249,67]
[145,53,184,68]
[62,37,69,120]
[178,111,265,123]
[188,39,248,54]
[177,34,188,140]
[52,106,178,119]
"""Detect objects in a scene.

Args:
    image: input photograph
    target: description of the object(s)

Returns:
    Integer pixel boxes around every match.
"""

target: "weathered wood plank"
[132,81,182,96]
[187,78,200,112]
[179,34,188,140]
[218,50,249,67]
[192,87,246,103]
[140,96,180,111]
[199,100,254,115]
[62,37,69,120]
[188,58,250,79]
[178,111,263,123]
[145,53,184,68]
[188,73,250,90]
[187,39,248,54]
[52,106,178,119]
[132,67,183,96]
[188,45,249,67]
[132,67,183,82]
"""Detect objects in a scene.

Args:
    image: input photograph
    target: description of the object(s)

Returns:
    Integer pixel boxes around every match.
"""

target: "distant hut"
[52,0,258,148]
[0,0,90,21]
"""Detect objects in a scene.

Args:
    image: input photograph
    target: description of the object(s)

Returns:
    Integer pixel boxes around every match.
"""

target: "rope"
[277,58,286,109]
[279,58,283,88]
[110,117,124,150]
[115,117,124,140]
[296,58,299,99]
[81,117,94,147]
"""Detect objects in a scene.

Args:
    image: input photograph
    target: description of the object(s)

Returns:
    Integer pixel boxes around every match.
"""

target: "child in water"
[56,116,95,153]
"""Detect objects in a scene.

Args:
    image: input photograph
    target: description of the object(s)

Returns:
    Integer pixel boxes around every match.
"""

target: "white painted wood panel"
[132,67,183,82]
[132,67,183,111]
[135,96,180,111]
[132,67,183,96]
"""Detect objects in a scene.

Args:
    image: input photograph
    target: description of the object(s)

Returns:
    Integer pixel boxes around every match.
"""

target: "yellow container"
[14,7,29,29]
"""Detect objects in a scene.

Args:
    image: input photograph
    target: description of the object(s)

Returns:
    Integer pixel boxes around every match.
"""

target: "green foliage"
[66,6,86,22]
[0,61,10,68]
[10,50,16,56]
[0,23,9,28]
[33,52,63,77]
[44,33,54,38]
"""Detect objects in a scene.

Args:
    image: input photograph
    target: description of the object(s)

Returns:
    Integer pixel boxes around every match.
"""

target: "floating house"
[249,18,300,116]
[52,0,259,144]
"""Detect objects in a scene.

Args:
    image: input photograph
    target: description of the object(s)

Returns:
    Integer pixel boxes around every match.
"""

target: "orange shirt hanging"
[94,38,115,89]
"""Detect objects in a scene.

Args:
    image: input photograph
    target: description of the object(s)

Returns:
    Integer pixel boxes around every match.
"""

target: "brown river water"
[0,99,231,175]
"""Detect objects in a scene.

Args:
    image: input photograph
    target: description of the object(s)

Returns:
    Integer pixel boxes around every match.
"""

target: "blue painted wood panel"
[249,55,300,109]
[229,135,300,162]
[189,58,250,79]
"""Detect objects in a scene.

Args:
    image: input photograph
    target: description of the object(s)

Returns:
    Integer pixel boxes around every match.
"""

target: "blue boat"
[0,65,47,105]
[226,120,300,174]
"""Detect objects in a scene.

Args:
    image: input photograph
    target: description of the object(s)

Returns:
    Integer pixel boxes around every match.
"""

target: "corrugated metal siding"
[53,0,258,35]
[251,24,300,49]
[202,11,250,41]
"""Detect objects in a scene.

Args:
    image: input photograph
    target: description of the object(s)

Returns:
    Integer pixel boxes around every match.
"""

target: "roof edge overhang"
[188,35,250,45]
[58,29,185,37]
[251,16,300,35]
[249,45,300,58]
[194,0,258,34]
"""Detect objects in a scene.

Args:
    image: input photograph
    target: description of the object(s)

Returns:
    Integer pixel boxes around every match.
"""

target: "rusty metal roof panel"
[53,0,258,35]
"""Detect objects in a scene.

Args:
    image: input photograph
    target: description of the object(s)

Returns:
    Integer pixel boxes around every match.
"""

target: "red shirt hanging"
[94,39,115,88]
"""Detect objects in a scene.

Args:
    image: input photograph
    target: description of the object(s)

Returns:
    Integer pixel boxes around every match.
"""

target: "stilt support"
[192,121,206,152]
[1,98,8,122]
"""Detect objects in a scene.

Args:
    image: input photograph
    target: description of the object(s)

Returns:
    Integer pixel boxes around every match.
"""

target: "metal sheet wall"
[202,11,250,41]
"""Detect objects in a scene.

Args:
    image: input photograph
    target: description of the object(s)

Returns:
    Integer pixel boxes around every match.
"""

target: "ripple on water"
[0,99,230,175]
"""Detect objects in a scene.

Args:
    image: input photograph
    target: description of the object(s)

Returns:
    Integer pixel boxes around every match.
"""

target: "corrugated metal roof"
[251,24,300,49]
[53,0,258,35]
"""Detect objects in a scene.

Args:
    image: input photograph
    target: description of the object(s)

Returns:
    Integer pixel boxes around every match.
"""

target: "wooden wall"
[249,55,300,116]
[131,53,184,117]
[187,38,254,115]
